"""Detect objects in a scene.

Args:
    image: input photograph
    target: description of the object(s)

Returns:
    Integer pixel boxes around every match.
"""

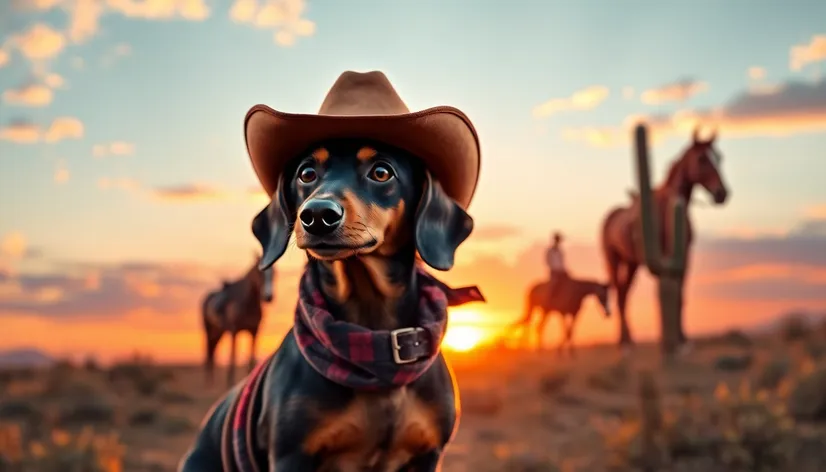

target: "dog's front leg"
[405,449,443,472]
[269,451,317,472]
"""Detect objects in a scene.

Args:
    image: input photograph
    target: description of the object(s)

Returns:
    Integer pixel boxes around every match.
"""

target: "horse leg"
[536,311,552,351]
[563,315,577,358]
[248,328,258,373]
[227,332,237,388]
[617,263,639,351]
[204,327,222,387]
[554,314,567,356]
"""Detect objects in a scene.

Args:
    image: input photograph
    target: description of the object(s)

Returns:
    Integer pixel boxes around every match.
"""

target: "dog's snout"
[299,199,344,236]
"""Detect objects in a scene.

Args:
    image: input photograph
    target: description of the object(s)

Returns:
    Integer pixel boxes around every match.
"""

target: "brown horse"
[510,276,611,355]
[600,127,729,351]
[201,254,275,388]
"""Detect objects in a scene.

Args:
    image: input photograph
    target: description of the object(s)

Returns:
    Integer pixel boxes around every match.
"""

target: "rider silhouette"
[546,231,569,302]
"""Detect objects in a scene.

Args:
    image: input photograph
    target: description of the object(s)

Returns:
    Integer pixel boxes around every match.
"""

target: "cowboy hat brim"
[244,105,481,210]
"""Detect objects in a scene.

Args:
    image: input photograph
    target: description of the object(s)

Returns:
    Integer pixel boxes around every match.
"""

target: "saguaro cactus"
[634,124,688,359]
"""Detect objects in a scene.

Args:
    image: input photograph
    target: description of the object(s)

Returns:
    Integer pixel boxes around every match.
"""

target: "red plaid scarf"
[293,266,485,391]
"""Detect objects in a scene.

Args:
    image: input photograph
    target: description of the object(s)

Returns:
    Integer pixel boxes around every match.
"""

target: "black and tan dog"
[179,71,484,471]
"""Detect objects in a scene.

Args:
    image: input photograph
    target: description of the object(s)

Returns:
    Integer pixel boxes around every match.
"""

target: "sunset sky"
[1,0,825,363]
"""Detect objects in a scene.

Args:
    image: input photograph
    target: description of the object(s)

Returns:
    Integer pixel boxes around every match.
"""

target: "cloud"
[0,260,224,319]
[532,85,610,119]
[640,78,708,105]
[93,141,135,157]
[54,159,69,184]
[43,73,65,88]
[564,76,826,147]
[149,183,229,202]
[11,23,66,60]
[622,86,635,100]
[748,66,767,81]
[230,0,316,47]
[0,49,9,67]
[0,117,84,144]
[468,224,523,243]
[2,83,54,107]
[790,34,826,71]
[97,177,139,191]
[0,119,41,143]
[18,0,209,48]
[44,117,84,142]
[0,232,37,276]
[100,42,132,67]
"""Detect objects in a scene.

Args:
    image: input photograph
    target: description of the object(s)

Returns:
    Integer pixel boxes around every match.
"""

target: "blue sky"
[1,0,825,360]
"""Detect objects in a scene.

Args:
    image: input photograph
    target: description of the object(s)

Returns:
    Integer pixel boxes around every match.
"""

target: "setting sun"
[442,308,492,352]
[442,326,487,352]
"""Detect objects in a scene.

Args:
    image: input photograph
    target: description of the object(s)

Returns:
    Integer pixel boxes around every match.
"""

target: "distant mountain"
[0,348,54,368]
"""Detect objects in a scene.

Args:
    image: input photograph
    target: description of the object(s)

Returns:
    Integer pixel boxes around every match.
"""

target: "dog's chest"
[305,388,440,471]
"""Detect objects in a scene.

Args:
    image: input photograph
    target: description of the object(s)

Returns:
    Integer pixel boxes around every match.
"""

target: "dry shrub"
[755,356,792,391]
[780,314,812,343]
[714,352,753,372]
[539,370,570,396]
[787,361,826,421]
[0,423,124,472]
[604,372,801,472]
[107,357,168,397]
[55,397,115,429]
[587,361,630,392]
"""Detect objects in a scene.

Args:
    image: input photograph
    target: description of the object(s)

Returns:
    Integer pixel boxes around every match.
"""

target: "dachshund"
[179,139,484,472]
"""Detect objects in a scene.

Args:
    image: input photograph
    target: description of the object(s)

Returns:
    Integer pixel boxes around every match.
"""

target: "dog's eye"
[298,166,317,184]
[369,164,394,183]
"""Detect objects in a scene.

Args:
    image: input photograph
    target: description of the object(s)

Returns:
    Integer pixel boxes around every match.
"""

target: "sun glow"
[441,307,490,352]
[442,325,487,352]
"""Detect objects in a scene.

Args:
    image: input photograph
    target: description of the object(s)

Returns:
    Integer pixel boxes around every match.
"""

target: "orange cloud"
[54,159,70,184]
[748,66,767,81]
[44,117,84,142]
[804,204,826,220]
[0,232,29,276]
[97,177,139,191]
[43,73,65,88]
[640,78,708,105]
[2,83,54,107]
[0,49,9,67]
[93,141,136,157]
[532,85,609,119]
[230,0,316,46]
[149,183,229,202]
[565,76,826,147]
[0,120,41,143]
[622,86,635,100]
[19,0,208,47]
[790,34,826,71]
[468,224,522,243]
[697,263,826,285]
[12,23,66,60]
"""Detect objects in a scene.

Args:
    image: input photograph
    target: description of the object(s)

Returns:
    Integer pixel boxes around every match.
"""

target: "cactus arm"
[634,124,665,276]
[668,196,688,277]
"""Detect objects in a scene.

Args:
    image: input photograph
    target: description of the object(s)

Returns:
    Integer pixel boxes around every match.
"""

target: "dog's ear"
[252,174,293,270]
[415,171,474,271]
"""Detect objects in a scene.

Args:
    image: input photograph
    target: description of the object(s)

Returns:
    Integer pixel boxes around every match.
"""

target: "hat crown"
[317,71,411,116]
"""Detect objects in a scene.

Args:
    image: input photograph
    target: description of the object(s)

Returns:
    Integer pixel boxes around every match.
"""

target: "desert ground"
[2,316,826,472]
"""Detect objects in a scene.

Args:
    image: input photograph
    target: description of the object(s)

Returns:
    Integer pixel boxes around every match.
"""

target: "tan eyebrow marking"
[356,146,377,161]
[312,147,329,163]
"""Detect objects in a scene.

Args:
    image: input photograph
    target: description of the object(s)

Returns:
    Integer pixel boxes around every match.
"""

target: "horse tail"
[600,207,624,293]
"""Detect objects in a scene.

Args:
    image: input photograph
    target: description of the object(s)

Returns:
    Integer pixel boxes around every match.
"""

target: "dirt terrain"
[2,317,826,471]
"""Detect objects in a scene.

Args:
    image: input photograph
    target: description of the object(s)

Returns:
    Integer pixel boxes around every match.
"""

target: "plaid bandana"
[293,265,485,391]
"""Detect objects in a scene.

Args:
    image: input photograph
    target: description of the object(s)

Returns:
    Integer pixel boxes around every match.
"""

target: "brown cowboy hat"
[244,70,481,209]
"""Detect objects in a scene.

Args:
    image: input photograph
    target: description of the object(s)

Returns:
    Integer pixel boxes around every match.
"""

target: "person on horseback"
[546,231,569,303]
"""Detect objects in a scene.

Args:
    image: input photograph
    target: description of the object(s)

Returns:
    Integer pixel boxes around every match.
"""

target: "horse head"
[681,125,730,205]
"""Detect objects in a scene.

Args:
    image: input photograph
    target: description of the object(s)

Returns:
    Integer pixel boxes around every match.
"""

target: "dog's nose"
[299,199,344,236]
